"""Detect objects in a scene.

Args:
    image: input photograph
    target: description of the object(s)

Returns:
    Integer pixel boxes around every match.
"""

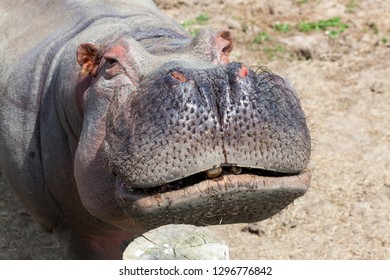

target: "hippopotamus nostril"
[238,65,249,78]
[171,70,187,83]
[226,62,250,85]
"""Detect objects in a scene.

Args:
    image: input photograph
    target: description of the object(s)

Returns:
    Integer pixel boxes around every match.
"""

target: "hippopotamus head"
[74,29,311,233]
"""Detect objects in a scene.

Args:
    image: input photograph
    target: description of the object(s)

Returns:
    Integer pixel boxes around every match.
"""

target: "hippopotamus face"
[74,30,311,232]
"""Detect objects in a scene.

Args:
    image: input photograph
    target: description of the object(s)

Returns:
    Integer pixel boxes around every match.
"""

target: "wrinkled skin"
[0,0,310,259]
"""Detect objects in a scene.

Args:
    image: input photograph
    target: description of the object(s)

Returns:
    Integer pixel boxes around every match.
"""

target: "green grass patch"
[181,18,196,29]
[298,17,349,38]
[273,23,291,33]
[181,13,209,28]
[181,13,210,36]
[195,13,209,25]
[254,32,271,44]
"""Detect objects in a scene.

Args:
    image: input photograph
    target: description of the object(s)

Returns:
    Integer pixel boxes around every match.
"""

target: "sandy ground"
[0,0,389,259]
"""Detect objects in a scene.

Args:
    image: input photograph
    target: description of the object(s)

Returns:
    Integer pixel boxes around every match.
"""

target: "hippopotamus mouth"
[105,62,311,230]
[115,168,311,230]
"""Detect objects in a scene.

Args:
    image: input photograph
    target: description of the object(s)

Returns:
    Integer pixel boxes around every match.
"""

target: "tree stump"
[123,224,229,260]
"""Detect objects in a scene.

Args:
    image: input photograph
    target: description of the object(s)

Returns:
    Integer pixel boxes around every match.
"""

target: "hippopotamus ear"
[191,29,234,65]
[214,30,234,64]
[76,42,103,77]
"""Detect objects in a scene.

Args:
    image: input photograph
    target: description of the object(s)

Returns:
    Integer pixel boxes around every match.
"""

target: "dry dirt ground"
[0,0,389,259]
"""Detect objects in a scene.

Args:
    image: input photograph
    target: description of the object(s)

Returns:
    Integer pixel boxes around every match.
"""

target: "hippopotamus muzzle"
[103,56,311,230]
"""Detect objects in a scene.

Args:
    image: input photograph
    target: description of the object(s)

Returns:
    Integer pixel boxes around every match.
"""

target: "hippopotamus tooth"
[0,0,311,259]
[230,166,242,175]
[205,167,223,179]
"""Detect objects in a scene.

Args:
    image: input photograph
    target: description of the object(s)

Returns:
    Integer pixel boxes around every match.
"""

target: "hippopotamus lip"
[115,169,311,229]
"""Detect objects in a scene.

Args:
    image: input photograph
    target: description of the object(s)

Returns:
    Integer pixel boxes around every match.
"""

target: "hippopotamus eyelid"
[106,57,118,66]
[103,53,119,65]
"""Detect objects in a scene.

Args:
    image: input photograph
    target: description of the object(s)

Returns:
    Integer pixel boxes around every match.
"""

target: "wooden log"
[123,224,229,260]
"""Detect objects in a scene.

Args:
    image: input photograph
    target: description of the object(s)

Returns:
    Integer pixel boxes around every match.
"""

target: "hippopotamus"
[0,0,311,259]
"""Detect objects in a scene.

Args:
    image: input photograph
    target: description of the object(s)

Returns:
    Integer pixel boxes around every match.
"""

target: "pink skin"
[53,225,132,259]
[73,58,142,257]
[73,39,146,258]
[73,119,139,258]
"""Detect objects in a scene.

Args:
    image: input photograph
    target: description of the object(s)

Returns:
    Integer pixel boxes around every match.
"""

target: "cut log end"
[123,224,229,260]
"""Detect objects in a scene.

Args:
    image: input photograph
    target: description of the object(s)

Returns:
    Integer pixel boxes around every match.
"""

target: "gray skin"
[0,0,311,259]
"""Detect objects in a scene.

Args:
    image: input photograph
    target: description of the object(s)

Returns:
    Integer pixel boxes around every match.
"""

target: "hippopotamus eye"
[103,55,125,79]
[105,57,118,67]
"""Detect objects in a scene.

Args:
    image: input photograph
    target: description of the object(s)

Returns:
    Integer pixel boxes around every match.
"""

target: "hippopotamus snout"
[104,60,310,229]
[106,61,310,187]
